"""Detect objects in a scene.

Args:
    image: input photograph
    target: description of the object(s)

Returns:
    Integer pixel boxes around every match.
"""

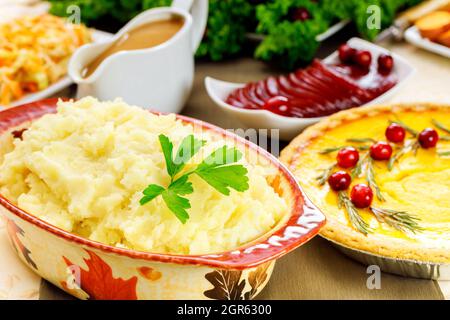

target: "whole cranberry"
[338,43,357,64]
[337,147,360,168]
[350,184,373,208]
[263,96,291,117]
[378,54,394,74]
[385,123,406,143]
[370,141,393,160]
[418,128,439,148]
[291,7,311,21]
[354,50,372,69]
[328,171,352,191]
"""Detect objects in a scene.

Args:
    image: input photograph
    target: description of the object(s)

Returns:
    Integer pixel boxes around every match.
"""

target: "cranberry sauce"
[225,59,397,118]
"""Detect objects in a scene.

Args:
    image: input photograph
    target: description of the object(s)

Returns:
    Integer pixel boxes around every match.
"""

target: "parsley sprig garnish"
[140,134,249,223]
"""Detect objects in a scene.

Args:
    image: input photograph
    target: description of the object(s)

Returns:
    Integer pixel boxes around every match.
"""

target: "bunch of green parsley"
[255,0,329,70]
[255,0,423,69]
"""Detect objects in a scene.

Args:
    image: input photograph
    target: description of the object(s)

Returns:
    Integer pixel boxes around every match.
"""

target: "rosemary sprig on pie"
[316,164,336,186]
[390,118,418,137]
[365,158,384,201]
[346,138,376,143]
[319,145,369,154]
[432,119,450,141]
[337,192,422,235]
[338,191,371,235]
[432,119,450,134]
[370,207,423,234]
[351,153,366,178]
[347,154,384,201]
[388,140,420,171]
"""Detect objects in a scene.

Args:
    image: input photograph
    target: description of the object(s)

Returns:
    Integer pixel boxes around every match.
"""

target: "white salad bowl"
[205,37,416,140]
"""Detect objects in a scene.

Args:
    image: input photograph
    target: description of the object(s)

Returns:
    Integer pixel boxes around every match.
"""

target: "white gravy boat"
[69,0,208,113]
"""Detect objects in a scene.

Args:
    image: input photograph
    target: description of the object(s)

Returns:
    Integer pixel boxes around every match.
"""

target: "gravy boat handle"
[172,0,208,52]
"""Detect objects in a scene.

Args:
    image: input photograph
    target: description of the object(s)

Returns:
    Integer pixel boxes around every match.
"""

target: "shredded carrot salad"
[0,14,91,106]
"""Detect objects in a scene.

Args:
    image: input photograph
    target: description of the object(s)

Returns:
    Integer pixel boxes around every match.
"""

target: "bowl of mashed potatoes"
[0,97,325,300]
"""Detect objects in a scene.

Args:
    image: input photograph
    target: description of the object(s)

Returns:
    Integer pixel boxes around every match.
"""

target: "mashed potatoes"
[0,97,287,254]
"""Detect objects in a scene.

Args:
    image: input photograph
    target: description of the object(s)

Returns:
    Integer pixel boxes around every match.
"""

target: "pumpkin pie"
[281,103,450,263]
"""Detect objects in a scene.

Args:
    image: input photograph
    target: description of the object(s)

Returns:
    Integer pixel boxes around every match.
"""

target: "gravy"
[83,17,184,77]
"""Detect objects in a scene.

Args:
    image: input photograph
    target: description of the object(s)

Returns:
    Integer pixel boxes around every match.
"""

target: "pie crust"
[280,103,450,264]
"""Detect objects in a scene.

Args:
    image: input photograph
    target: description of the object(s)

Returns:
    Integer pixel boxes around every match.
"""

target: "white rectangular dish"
[205,37,416,140]
[404,26,450,59]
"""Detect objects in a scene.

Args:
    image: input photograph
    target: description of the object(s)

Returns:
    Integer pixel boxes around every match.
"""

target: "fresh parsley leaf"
[161,189,191,224]
[197,145,243,169]
[195,146,249,195]
[140,184,165,205]
[173,135,206,175]
[196,165,249,196]
[163,176,194,223]
[140,175,194,224]
[159,134,176,177]
[159,134,205,178]
[168,175,193,195]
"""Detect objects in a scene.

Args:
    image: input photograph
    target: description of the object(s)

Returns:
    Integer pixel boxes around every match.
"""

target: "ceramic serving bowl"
[205,37,416,140]
[0,98,325,300]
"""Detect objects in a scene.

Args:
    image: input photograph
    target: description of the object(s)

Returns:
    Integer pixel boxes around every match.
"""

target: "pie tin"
[323,236,450,280]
